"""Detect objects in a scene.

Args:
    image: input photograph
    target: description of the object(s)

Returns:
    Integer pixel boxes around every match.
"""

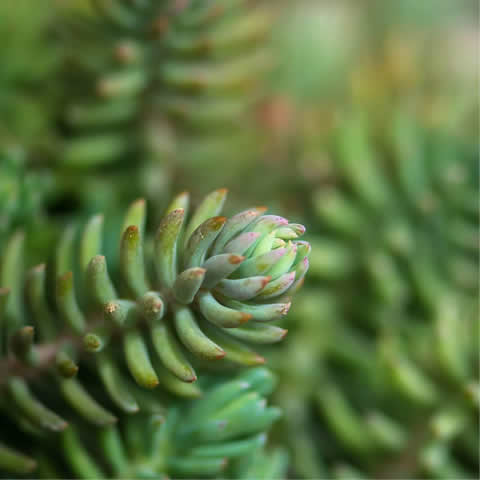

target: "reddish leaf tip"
[215,349,227,359]
[229,255,245,265]
[60,271,73,281]
[254,206,268,213]
[125,225,139,233]
[262,276,272,287]
[240,313,253,324]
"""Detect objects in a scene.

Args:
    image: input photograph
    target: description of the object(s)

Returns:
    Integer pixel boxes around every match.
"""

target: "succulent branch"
[1,367,288,478]
[0,188,309,476]
[275,106,478,479]
[56,0,272,204]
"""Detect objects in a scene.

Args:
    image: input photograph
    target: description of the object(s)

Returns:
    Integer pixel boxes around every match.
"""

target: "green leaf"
[184,216,227,268]
[202,253,245,288]
[59,377,117,426]
[97,353,139,413]
[0,444,37,475]
[184,188,228,244]
[154,209,185,289]
[173,267,206,304]
[120,225,149,298]
[86,255,117,309]
[124,329,159,389]
[151,322,197,382]
[212,207,266,255]
[174,306,225,360]
[0,231,25,331]
[56,271,85,334]
[7,377,67,432]
[198,290,252,328]
[25,264,55,340]
[217,295,291,322]
[225,322,288,344]
[215,276,271,301]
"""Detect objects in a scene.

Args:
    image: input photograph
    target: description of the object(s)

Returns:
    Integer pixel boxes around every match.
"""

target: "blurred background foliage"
[0,0,478,478]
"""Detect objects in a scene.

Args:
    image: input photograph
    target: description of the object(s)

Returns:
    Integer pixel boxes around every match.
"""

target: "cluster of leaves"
[272,106,478,479]
[250,4,479,478]
[0,2,286,477]
[53,0,272,213]
[1,1,478,479]
[0,187,309,478]
[1,0,274,229]
[1,367,287,479]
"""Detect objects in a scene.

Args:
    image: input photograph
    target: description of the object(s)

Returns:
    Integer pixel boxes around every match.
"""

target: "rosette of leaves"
[57,0,271,202]
[274,109,478,479]
[0,188,308,473]
[2,367,287,479]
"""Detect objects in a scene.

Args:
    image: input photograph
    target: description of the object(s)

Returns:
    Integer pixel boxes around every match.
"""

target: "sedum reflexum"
[60,0,271,167]
[0,188,309,477]
[4,368,288,479]
[274,107,478,479]
[55,0,272,209]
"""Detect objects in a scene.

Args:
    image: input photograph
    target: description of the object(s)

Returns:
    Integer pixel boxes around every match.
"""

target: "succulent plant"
[274,107,478,479]
[53,0,272,212]
[3,2,478,479]
[0,188,309,476]
[2,367,287,479]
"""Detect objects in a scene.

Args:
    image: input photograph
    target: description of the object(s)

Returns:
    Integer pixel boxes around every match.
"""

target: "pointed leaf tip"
[123,198,146,234]
[140,292,165,322]
[184,216,228,268]
[90,255,106,270]
[211,216,228,230]
[229,255,245,264]
[167,192,190,214]
[173,268,207,304]
[184,189,228,243]
[155,208,186,288]
[125,224,139,234]
[84,333,103,352]
[254,206,268,213]
[281,302,292,315]
[240,313,253,324]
